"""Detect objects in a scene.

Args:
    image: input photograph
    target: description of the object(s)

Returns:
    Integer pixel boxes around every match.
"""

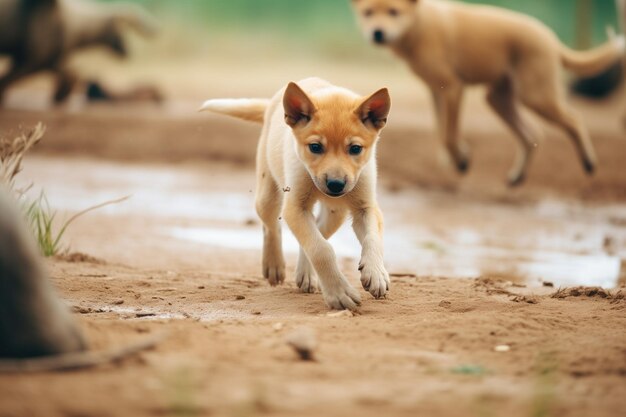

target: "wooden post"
[618,0,626,128]
[575,0,593,49]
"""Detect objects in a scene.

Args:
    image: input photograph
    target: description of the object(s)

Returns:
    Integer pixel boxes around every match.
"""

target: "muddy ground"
[0,60,625,417]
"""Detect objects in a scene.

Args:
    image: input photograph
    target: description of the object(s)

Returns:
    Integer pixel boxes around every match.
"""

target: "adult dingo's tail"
[560,34,625,77]
[199,98,270,124]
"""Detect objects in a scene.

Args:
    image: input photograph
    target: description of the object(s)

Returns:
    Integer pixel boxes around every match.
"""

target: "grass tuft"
[0,123,45,195]
[24,192,130,257]
[1,123,130,257]
[451,364,488,376]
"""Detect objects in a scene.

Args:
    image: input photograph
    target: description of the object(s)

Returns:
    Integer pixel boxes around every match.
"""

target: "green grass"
[23,192,130,257]
[531,353,559,417]
[103,0,620,46]
[1,124,130,258]
[452,364,489,376]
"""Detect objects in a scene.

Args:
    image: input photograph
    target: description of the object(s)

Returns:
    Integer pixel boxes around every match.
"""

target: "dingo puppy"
[200,78,391,310]
[351,0,626,186]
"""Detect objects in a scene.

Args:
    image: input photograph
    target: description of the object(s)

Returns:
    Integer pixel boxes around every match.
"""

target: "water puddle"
[20,158,257,221]
[22,156,626,289]
[168,225,358,258]
[164,191,626,288]
[94,305,255,322]
[167,224,622,288]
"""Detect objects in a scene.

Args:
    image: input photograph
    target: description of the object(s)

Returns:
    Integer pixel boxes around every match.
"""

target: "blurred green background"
[107,0,619,48]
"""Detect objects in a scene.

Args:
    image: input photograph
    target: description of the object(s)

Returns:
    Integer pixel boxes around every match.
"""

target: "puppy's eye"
[389,8,399,17]
[364,8,374,17]
[349,145,363,156]
[309,143,324,154]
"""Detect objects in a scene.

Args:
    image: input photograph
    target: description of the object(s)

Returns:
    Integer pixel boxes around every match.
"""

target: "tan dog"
[351,0,626,185]
[200,78,391,310]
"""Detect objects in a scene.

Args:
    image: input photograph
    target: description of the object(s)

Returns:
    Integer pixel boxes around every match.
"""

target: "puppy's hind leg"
[295,206,347,293]
[486,78,540,186]
[255,167,285,286]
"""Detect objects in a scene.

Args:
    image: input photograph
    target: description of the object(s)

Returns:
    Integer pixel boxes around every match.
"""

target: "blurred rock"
[0,187,87,359]
[286,327,317,361]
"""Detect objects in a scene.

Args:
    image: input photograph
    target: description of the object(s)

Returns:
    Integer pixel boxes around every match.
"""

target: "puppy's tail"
[199,99,270,124]
[560,34,625,77]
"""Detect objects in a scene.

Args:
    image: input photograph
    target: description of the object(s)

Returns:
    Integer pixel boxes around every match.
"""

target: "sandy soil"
[0,59,625,417]
[0,155,622,417]
[1,260,624,417]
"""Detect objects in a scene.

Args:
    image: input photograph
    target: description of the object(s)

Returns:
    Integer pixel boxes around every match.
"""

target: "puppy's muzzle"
[326,179,347,196]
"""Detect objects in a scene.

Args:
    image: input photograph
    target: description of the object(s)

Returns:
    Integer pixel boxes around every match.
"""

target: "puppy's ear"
[356,88,391,130]
[283,82,316,128]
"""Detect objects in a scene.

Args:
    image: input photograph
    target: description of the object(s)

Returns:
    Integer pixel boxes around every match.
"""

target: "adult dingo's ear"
[283,82,316,128]
[356,88,391,130]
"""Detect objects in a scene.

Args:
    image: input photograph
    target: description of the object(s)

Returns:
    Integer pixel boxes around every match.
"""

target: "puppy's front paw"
[263,265,285,286]
[359,257,390,299]
[323,279,361,311]
[263,255,285,286]
[295,262,318,294]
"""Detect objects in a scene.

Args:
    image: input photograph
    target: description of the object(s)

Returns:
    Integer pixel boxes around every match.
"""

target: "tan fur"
[201,78,392,310]
[352,0,626,185]
[200,98,270,123]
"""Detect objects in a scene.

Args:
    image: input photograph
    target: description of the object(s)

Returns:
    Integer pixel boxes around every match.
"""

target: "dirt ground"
[0,59,625,417]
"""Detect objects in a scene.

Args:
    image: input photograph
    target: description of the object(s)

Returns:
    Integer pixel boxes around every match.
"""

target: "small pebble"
[72,306,92,314]
[494,345,511,352]
[327,310,354,318]
[286,327,317,361]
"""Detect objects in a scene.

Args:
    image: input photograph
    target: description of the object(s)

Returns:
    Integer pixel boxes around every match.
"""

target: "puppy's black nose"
[326,179,346,195]
[373,30,385,44]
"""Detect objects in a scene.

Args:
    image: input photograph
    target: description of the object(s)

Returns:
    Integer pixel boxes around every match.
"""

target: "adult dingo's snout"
[373,29,386,44]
